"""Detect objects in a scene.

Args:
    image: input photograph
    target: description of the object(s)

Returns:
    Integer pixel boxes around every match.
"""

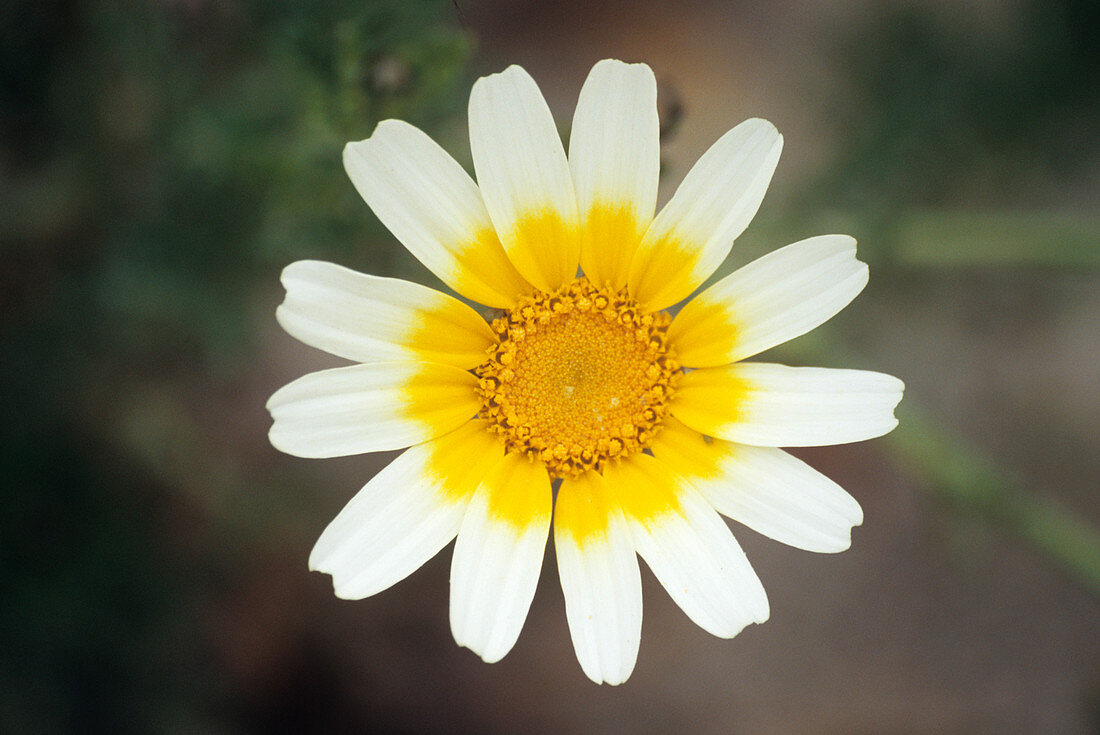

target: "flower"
[267,59,904,685]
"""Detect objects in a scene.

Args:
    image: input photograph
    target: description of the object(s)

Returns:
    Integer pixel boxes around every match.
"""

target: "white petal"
[277,260,496,368]
[628,119,783,310]
[267,361,479,458]
[569,59,659,289]
[343,120,531,308]
[309,419,504,598]
[669,235,869,367]
[674,363,904,447]
[650,418,863,553]
[469,65,580,292]
[554,473,642,686]
[450,452,552,663]
[605,455,769,638]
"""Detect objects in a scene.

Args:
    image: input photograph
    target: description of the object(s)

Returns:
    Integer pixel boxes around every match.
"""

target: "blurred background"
[2,0,1098,732]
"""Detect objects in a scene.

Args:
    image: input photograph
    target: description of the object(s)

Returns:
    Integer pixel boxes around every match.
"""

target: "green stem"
[886,210,1098,268]
[885,404,1100,593]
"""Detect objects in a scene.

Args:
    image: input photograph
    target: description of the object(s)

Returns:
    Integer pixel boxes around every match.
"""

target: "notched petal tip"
[822,530,856,554]
[746,116,780,132]
[264,380,295,414]
[733,118,784,164]
[472,63,535,94]
[331,580,368,601]
[345,118,414,147]
[834,233,858,252]
[590,57,655,75]
[279,258,322,285]
[821,509,865,555]
[752,118,783,146]
[341,138,368,171]
[865,375,905,441]
[882,373,907,408]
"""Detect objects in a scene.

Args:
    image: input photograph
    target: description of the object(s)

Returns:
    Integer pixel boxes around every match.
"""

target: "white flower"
[267,59,904,685]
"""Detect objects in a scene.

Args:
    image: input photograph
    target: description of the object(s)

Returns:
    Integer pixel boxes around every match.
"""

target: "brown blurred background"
[2,0,1097,733]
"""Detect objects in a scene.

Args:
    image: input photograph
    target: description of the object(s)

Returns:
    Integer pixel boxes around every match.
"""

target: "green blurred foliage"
[786,0,1100,263]
[3,0,470,364]
[1,0,470,731]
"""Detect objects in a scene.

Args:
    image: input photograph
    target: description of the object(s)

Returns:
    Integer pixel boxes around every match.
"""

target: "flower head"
[267,59,903,685]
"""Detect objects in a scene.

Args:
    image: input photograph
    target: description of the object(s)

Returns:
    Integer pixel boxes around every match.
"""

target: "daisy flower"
[267,59,903,685]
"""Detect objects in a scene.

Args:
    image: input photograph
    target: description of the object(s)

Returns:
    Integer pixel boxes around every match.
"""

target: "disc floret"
[476,279,681,479]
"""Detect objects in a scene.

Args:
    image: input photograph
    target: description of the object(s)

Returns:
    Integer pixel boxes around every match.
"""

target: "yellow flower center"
[476,278,681,479]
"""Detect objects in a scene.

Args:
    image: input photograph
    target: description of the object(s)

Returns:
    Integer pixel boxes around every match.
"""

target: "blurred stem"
[739,210,1100,269]
[885,404,1100,594]
[890,210,1100,268]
